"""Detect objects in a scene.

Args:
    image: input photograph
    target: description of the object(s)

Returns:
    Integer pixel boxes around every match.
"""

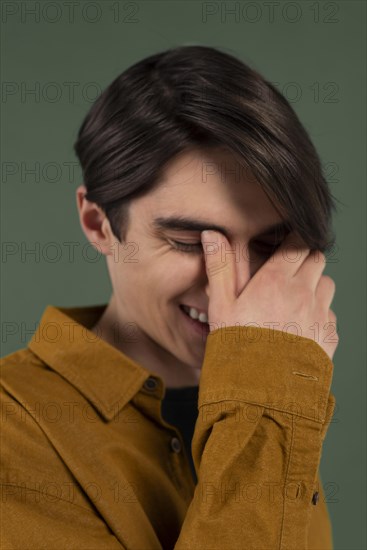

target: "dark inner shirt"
[161,385,199,485]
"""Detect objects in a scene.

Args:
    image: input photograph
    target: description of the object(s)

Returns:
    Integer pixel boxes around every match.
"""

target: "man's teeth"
[183,306,208,324]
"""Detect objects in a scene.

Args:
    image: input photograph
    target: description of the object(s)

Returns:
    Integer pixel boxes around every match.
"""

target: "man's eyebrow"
[152,216,291,240]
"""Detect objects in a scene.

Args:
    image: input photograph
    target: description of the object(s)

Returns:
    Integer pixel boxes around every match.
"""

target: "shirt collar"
[28,304,163,421]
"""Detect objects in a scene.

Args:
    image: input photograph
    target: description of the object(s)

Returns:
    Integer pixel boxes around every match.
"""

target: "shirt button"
[312,491,319,505]
[143,377,158,392]
[170,437,182,453]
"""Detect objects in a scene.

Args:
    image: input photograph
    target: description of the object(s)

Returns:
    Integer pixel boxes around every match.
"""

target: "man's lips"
[179,305,210,335]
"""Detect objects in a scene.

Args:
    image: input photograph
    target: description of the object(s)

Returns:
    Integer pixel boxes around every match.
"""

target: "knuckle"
[322,275,335,288]
[259,270,284,290]
[267,269,286,284]
[329,309,337,321]
[324,276,336,296]
[208,260,230,278]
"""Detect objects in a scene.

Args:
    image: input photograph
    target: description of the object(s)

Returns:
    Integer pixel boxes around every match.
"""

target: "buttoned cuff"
[199,325,335,425]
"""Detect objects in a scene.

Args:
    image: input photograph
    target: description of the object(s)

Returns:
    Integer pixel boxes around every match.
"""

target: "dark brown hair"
[74,45,339,252]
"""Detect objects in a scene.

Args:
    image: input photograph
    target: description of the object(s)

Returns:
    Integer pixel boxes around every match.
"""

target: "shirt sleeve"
[174,325,336,550]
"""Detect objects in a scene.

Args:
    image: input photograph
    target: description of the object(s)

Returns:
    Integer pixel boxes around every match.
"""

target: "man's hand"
[201,229,339,361]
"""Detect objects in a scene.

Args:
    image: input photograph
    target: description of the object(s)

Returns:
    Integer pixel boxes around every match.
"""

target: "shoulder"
[1,346,52,388]
[1,346,65,459]
[0,348,93,510]
[1,345,84,406]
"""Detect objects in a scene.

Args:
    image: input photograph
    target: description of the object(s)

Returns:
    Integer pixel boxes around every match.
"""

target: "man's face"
[78,147,287,382]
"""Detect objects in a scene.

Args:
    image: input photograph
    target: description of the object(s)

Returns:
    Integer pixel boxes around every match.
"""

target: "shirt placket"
[139,376,196,502]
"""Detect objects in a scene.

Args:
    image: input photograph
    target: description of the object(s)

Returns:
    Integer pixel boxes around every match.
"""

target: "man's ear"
[76,184,87,211]
[76,184,115,256]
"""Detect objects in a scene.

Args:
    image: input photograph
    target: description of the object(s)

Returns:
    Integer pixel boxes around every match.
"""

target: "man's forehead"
[158,146,255,186]
[140,149,288,238]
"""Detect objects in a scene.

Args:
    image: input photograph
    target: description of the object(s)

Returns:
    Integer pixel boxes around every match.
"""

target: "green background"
[1,1,366,548]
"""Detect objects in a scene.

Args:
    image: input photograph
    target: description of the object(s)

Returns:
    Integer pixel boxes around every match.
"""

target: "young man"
[1,46,339,549]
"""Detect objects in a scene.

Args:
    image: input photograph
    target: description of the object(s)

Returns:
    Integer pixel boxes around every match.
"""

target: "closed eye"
[169,240,203,254]
[170,239,283,255]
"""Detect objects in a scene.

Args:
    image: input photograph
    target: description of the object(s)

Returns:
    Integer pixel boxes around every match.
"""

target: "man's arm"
[174,325,335,549]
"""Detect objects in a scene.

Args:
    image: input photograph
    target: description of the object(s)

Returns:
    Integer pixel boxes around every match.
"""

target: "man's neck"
[89,298,200,389]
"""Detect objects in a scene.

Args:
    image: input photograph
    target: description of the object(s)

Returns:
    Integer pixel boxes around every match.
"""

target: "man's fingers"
[269,229,311,277]
[298,249,328,291]
[315,274,337,308]
[201,230,236,306]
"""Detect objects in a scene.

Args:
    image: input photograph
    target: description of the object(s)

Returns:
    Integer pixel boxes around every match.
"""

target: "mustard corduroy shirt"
[0,304,336,549]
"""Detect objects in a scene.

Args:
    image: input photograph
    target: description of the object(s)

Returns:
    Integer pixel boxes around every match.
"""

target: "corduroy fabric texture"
[0,304,335,549]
